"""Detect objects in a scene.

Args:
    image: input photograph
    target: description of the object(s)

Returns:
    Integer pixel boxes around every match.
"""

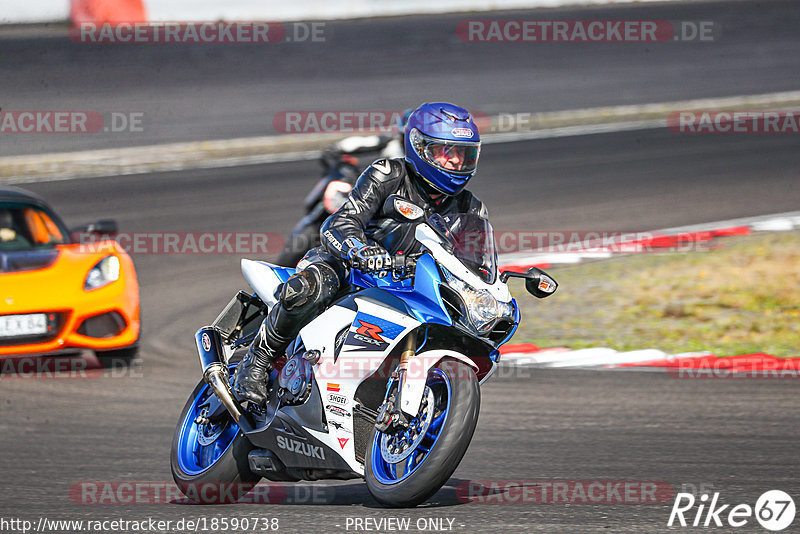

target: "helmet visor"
[409,128,480,175]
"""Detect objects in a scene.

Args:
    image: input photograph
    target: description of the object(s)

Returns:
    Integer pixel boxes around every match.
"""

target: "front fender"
[399,349,478,416]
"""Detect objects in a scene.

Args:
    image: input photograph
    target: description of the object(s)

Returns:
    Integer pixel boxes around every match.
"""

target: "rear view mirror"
[86,220,118,234]
[70,219,119,243]
[500,267,558,299]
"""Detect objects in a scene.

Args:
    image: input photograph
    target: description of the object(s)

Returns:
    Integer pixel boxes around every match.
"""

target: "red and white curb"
[497,210,800,273]
[498,344,799,374]
[497,211,800,371]
[499,344,705,369]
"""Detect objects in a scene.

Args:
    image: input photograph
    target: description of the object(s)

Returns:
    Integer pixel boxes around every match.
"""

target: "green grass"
[510,231,800,357]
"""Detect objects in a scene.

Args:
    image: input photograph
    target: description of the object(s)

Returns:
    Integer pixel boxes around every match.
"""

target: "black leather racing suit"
[233,157,487,405]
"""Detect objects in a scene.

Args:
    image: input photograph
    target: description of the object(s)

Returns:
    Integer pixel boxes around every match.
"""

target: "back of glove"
[349,245,392,275]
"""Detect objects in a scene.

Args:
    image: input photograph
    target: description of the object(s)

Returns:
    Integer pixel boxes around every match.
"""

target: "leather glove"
[349,245,392,275]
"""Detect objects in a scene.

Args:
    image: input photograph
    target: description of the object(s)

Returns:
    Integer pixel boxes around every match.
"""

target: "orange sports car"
[0,186,140,363]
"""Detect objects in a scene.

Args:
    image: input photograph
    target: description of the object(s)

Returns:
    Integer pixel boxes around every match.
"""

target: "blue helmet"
[404,102,481,196]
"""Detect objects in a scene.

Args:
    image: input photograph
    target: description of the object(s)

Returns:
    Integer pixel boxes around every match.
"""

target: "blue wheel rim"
[176,367,240,476]
[370,368,451,485]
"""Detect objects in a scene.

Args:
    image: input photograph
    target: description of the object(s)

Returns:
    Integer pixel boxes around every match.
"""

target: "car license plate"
[0,314,48,338]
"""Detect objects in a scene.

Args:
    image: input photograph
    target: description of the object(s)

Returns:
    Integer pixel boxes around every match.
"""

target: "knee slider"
[308,263,340,302]
[280,270,317,311]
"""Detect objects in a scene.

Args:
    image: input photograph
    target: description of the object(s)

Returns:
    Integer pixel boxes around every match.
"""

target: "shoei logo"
[451,127,474,138]
[668,490,795,530]
[327,393,348,405]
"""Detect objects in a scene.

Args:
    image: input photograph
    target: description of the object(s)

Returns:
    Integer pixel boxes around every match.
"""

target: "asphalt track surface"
[1,127,798,533]
[2,0,800,531]
[2,0,800,156]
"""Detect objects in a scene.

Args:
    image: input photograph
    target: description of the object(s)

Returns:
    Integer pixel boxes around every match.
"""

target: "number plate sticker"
[0,314,48,338]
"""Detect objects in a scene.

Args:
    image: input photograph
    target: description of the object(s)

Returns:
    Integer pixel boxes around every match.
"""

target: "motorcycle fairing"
[348,252,452,325]
[241,259,296,310]
[248,413,351,472]
[296,298,420,473]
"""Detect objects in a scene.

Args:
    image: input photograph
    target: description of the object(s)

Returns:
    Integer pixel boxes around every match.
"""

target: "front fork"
[375,334,416,432]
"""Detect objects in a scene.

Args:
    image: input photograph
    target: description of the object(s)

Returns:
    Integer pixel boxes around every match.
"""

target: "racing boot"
[232,307,294,406]
[233,265,339,406]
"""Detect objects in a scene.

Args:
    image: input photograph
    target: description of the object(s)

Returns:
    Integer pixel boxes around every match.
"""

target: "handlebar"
[390,252,420,278]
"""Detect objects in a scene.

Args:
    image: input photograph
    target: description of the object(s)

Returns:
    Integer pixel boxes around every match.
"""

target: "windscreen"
[0,203,68,252]
[442,212,498,284]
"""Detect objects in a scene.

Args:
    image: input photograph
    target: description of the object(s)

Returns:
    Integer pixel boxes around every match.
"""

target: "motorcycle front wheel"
[365,359,480,507]
[170,370,260,504]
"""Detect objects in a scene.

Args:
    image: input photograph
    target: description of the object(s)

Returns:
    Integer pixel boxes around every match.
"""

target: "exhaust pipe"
[195,326,243,423]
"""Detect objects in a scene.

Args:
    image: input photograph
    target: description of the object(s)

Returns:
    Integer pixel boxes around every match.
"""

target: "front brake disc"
[379,387,435,463]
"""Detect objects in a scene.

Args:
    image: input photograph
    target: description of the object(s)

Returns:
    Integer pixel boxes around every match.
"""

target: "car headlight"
[85,255,120,290]
[442,269,513,334]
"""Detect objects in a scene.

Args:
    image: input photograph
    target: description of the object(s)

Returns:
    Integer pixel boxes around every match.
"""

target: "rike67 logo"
[669,490,795,531]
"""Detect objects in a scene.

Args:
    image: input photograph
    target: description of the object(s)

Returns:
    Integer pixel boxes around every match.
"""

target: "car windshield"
[0,203,69,252]
[440,212,498,284]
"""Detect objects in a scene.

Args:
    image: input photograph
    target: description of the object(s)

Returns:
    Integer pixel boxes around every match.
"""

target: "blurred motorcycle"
[275,131,406,267]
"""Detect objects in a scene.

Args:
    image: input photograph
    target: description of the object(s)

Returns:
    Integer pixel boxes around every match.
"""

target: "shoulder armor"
[364,158,405,182]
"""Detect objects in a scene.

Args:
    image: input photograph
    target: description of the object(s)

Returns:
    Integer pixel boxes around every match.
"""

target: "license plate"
[0,314,48,338]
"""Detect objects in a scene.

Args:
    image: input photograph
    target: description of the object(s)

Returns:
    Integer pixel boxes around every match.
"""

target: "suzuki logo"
[276,435,325,460]
[356,321,383,340]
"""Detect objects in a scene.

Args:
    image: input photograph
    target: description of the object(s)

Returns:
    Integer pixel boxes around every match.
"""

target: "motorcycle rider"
[233,102,486,406]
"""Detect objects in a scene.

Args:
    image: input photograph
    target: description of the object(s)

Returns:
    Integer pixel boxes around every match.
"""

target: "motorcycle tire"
[170,373,260,504]
[365,358,480,507]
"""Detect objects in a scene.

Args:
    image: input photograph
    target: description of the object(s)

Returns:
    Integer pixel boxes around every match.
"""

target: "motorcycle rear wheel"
[170,370,260,504]
[365,359,480,507]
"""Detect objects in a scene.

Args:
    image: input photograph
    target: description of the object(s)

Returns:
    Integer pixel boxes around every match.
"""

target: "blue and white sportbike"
[170,196,557,507]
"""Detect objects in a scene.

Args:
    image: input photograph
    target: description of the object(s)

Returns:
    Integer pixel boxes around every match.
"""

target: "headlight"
[85,256,120,290]
[442,269,513,334]
[464,289,498,333]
